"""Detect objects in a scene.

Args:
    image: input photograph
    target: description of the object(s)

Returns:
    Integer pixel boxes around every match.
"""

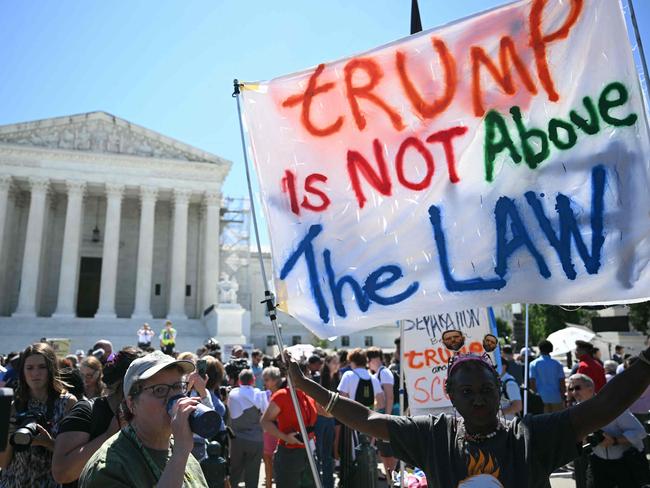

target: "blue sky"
[1,0,649,246]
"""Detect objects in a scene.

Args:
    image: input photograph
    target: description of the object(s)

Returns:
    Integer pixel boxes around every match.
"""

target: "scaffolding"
[219,197,251,310]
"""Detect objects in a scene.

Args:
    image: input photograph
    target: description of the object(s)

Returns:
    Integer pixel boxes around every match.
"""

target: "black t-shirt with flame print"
[387,410,579,488]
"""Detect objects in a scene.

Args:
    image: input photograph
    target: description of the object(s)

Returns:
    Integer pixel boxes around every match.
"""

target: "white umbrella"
[547,325,596,355]
[285,343,315,360]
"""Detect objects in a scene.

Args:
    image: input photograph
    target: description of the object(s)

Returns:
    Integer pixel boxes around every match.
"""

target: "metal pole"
[627,0,650,142]
[399,320,406,488]
[233,80,323,488]
[523,304,530,415]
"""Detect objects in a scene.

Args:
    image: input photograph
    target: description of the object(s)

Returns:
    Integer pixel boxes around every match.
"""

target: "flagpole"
[398,320,406,488]
[523,303,530,415]
[398,4,422,486]
[232,80,323,488]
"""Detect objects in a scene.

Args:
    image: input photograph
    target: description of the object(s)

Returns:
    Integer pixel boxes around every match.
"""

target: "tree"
[527,304,595,345]
[628,301,650,334]
[495,317,512,340]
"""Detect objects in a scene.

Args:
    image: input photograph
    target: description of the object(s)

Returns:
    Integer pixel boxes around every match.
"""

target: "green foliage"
[527,304,595,345]
[495,317,512,340]
[628,301,650,334]
[311,337,330,349]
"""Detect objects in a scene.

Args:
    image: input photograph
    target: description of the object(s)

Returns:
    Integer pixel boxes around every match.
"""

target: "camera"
[0,389,13,452]
[167,395,221,439]
[582,430,605,454]
[204,338,221,353]
[224,358,249,383]
[10,411,47,450]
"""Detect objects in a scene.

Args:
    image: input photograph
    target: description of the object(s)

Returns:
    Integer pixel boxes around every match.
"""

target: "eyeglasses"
[568,385,582,392]
[139,381,188,399]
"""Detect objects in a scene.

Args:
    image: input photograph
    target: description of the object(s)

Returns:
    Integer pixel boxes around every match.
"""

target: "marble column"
[167,188,192,320]
[53,180,87,318]
[201,191,220,313]
[13,177,50,317]
[132,186,158,320]
[95,183,124,319]
[0,176,11,269]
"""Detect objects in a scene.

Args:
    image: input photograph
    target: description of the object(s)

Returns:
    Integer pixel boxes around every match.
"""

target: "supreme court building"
[0,111,410,353]
[0,112,233,350]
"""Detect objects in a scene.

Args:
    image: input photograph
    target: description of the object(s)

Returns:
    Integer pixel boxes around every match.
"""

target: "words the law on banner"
[403,308,492,410]
[241,0,650,339]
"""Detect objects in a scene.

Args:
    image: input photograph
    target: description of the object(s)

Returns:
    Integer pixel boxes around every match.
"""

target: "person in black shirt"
[52,347,142,485]
[286,341,650,488]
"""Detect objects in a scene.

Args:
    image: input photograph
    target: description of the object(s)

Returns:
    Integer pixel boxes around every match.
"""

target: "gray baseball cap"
[123,350,195,396]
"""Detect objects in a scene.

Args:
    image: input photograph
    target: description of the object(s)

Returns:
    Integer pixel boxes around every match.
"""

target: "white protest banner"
[402,308,493,410]
[240,0,650,339]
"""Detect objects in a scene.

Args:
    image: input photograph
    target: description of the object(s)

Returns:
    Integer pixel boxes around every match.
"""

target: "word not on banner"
[241,0,650,339]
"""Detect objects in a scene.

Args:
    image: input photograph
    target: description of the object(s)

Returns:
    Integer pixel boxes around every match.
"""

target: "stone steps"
[0,317,213,356]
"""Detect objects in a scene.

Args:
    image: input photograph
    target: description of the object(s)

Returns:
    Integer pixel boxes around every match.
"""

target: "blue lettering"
[494,196,551,279]
[364,265,419,306]
[428,205,506,291]
[279,224,330,323]
[525,165,606,279]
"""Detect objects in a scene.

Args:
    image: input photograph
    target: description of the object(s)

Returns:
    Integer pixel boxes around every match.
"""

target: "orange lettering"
[344,58,404,131]
[471,36,538,116]
[282,63,344,137]
[396,37,457,119]
[529,0,584,102]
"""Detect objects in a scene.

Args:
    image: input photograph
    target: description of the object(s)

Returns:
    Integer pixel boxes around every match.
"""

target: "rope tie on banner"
[232,79,323,488]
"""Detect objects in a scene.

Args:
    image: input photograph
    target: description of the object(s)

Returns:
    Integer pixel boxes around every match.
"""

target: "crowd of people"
[0,326,646,488]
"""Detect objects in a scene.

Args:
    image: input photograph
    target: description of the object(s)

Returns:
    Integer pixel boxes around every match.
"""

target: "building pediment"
[0,111,226,165]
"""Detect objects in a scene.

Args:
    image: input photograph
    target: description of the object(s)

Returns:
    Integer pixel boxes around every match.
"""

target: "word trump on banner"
[402,308,492,410]
[241,0,650,339]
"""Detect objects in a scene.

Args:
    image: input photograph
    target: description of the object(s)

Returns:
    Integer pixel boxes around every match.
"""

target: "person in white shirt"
[227,369,269,488]
[337,348,383,485]
[368,347,397,481]
[136,323,155,349]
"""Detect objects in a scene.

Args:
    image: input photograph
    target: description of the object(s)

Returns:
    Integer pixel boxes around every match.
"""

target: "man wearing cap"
[575,340,606,393]
[79,351,209,487]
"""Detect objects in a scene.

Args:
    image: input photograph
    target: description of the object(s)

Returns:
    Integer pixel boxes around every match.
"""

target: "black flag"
[411,0,423,35]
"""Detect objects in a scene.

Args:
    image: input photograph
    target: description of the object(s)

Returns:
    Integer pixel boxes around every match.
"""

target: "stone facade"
[0,112,230,327]
[0,111,407,354]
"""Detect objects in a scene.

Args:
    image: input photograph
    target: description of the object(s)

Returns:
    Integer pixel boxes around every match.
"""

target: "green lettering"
[510,106,550,170]
[598,82,637,127]
[570,96,600,135]
[548,118,577,150]
[484,109,522,182]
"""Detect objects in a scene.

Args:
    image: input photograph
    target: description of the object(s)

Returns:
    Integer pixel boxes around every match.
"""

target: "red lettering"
[426,126,468,184]
[302,173,331,212]
[471,36,538,116]
[396,37,457,119]
[395,137,435,191]
[344,58,405,132]
[413,377,430,403]
[282,64,344,137]
[346,139,392,208]
[281,170,300,215]
[406,350,424,369]
[430,376,447,402]
[529,0,584,102]
[424,348,440,367]
[469,341,483,354]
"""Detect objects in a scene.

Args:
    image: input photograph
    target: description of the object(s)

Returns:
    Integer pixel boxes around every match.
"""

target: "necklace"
[458,419,503,443]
